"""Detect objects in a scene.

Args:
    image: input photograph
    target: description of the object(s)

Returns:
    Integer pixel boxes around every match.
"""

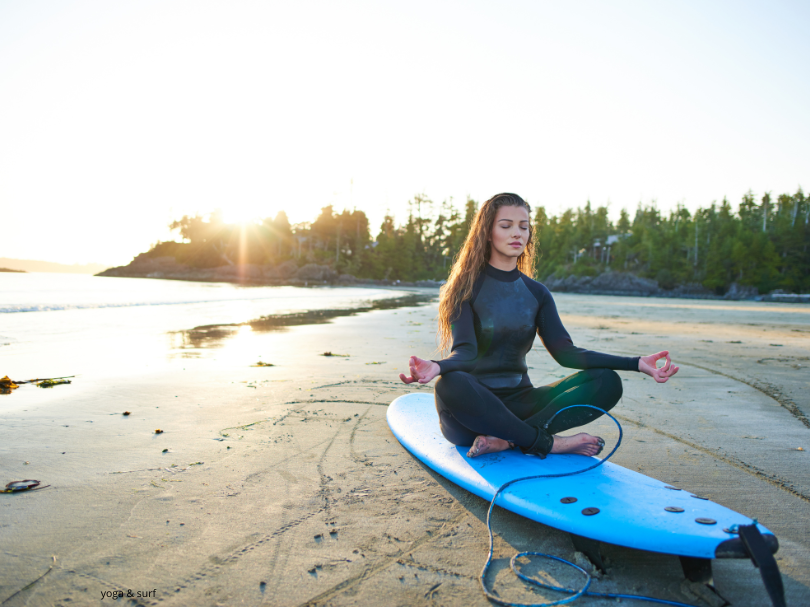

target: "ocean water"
[0,273,416,384]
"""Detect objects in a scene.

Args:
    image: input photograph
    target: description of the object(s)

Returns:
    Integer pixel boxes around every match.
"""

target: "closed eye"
[499,224,529,231]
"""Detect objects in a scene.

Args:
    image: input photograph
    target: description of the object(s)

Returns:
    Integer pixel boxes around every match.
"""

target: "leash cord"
[479,404,699,607]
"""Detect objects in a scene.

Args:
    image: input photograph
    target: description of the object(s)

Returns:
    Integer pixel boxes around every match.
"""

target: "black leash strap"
[738,524,786,607]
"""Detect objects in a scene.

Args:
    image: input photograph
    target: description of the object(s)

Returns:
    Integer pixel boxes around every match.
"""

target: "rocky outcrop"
[296,264,339,282]
[212,264,264,280]
[543,271,768,300]
[275,260,299,279]
[95,257,437,289]
[95,258,803,301]
[545,272,663,297]
[722,282,759,300]
[98,256,187,278]
[99,258,298,283]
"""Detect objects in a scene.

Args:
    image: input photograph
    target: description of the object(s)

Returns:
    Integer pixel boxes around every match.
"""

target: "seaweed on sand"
[1,375,74,394]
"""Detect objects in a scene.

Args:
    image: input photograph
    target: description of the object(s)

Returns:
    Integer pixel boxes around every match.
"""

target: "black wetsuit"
[433,264,640,456]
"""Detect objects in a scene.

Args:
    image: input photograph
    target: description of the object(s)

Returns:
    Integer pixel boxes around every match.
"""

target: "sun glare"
[221,206,268,226]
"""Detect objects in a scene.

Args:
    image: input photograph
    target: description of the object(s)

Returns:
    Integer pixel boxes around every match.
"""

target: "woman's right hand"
[399,356,441,384]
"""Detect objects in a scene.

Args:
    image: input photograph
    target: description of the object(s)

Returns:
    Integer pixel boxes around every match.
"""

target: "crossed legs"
[433,369,623,457]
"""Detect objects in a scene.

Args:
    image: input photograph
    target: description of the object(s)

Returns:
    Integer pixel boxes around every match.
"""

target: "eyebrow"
[498,219,530,223]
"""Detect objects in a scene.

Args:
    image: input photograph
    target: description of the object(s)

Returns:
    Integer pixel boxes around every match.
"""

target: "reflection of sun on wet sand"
[2,294,808,606]
[169,293,435,351]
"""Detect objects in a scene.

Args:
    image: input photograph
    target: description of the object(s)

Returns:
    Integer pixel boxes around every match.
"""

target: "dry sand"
[2,291,809,606]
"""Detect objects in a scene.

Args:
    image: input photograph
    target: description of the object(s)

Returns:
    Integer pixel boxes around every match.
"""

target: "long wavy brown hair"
[437,193,536,354]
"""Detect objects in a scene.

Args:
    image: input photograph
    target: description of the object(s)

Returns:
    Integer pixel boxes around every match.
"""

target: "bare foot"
[550,433,605,457]
[467,435,512,458]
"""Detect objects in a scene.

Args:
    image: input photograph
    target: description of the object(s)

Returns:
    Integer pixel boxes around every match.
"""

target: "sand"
[1,292,808,606]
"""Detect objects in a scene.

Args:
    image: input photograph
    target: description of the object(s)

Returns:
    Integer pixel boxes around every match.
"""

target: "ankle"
[520,427,552,458]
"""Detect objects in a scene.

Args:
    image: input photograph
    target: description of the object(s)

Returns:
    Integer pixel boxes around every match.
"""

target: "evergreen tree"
[157,188,808,292]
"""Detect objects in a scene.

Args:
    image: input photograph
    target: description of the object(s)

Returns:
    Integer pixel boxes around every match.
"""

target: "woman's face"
[489,205,530,263]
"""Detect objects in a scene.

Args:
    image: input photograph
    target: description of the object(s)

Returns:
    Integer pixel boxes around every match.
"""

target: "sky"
[1,0,808,266]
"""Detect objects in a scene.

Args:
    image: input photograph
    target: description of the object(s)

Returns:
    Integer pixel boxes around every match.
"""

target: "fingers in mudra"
[399,356,438,384]
[654,354,679,382]
[642,350,679,383]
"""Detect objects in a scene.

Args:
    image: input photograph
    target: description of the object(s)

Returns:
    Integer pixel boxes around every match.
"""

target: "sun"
[221,205,269,225]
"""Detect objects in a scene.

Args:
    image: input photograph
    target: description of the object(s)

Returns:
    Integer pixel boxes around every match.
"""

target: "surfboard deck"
[387,392,776,559]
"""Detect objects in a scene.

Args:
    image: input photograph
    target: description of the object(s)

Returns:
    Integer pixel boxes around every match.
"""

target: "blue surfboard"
[387,392,776,560]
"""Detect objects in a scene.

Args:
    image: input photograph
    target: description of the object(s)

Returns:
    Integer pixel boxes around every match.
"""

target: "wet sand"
[1,292,808,606]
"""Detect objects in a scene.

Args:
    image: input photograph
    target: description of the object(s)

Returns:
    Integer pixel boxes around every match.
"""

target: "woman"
[399,193,678,459]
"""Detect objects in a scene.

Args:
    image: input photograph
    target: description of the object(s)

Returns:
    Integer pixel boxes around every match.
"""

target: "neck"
[488,252,519,272]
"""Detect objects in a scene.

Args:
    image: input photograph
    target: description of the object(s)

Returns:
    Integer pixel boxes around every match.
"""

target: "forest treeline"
[147,189,809,294]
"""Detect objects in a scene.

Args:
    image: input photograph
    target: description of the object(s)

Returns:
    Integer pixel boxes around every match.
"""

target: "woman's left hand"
[638,351,679,383]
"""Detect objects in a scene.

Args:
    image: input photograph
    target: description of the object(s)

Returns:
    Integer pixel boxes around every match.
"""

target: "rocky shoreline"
[95,256,444,288]
[97,256,809,302]
[543,271,810,303]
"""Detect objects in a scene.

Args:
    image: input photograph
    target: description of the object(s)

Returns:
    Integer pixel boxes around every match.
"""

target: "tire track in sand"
[162,409,350,604]
[295,510,470,607]
[683,359,810,430]
[615,414,810,503]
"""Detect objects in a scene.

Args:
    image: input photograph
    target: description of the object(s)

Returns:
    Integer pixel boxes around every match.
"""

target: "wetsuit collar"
[484,263,521,282]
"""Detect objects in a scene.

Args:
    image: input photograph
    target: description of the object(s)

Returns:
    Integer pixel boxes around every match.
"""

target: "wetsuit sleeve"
[536,289,640,371]
[432,300,478,374]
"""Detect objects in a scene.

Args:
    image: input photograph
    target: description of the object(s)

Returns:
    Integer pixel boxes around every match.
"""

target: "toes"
[467,437,485,458]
